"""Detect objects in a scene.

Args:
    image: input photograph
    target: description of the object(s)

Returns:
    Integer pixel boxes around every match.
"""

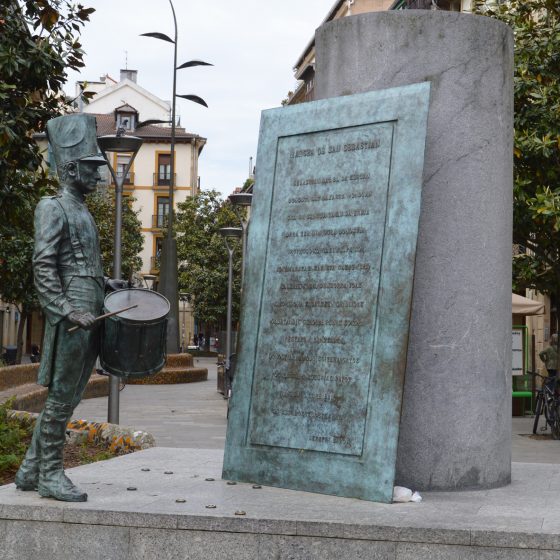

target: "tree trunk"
[15,306,28,365]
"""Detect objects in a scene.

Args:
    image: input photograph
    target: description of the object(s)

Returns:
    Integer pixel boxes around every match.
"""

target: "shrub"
[0,398,32,482]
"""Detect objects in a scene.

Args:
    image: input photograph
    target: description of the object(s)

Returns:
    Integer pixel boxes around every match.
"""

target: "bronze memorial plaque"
[223,83,430,502]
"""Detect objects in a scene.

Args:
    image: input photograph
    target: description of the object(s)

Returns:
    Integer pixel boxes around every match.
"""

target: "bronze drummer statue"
[15,114,125,502]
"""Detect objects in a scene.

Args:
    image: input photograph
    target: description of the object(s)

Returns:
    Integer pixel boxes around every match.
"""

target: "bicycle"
[531,372,560,438]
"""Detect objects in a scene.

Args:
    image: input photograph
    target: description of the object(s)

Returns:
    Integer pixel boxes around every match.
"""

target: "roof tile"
[94,113,201,141]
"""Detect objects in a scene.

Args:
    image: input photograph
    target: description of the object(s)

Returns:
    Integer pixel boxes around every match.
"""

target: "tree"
[0,0,94,196]
[86,189,144,280]
[0,181,41,364]
[0,1,94,362]
[175,190,244,331]
[281,92,294,106]
[241,177,254,192]
[476,1,560,319]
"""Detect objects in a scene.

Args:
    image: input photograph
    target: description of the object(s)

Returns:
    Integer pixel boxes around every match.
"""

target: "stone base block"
[0,449,558,559]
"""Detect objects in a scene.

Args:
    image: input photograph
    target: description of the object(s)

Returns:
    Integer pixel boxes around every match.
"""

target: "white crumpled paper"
[392,486,423,503]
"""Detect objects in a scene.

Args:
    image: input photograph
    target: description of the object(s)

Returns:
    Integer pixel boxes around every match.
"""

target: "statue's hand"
[105,278,129,293]
[67,311,97,330]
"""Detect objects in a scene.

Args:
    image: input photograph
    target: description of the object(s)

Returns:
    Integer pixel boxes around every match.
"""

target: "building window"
[116,153,133,184]
[152,236,164,271]
[116,113,135,130]
[156,153,171,186]
[438,0,462,10]
[305,78,314,94]
[154,196,169,228]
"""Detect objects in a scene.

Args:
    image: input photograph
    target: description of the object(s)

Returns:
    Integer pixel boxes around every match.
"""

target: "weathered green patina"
[14,114,107,502]
[223,83,430,503]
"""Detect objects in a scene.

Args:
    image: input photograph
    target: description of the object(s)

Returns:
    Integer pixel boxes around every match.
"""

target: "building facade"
[4,69,205,355]
[288,0,473,105]
[77,70,206,283]
[83,70,204,349]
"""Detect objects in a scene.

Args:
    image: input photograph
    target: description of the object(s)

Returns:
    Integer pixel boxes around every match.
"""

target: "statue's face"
[74,161,104,194]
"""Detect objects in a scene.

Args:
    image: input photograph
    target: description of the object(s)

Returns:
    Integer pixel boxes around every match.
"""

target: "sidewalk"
[512,416,560,463]
[73,357,560,463]
[72,357,227,449]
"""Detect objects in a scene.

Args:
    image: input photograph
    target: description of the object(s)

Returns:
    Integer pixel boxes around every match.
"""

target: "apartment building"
[77,69,206,281]
[288,0,473,105]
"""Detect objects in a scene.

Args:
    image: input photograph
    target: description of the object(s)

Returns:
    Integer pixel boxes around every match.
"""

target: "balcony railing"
[111,171,135,185]
[153,172,176,187]
[150,256,160,272]
[152,214,169,229]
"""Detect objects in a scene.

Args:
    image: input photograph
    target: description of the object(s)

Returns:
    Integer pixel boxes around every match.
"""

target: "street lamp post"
[228,193,253,286]
[219,227,242,391]
[142,274,157,290]
[179,292,189,352]
[141,0,212,355]
[98,133,143,425]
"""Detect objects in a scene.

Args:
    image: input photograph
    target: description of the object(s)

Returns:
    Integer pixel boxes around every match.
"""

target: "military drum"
[100,288,169,378]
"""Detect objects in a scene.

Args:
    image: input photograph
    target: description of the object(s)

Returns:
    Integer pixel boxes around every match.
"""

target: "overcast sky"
[65,0,336,196]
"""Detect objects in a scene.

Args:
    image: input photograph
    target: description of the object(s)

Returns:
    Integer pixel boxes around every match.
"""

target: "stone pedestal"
[315,11,513,490]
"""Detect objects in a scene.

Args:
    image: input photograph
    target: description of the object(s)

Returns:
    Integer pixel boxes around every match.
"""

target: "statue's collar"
[59,187,85,204]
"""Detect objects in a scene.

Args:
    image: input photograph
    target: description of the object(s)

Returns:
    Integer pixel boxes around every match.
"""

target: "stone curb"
[125,367,207,385]
[0,363,39,391]
[0,374,109,413]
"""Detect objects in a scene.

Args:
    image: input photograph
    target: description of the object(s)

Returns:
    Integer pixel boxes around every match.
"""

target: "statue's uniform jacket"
[33,189,104,404]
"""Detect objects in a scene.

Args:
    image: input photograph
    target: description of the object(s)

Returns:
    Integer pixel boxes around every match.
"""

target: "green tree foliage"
[86,189,144,281]
[0,0,94,196]
[241,177,255,192]
[0,399,33,484]
[0,1,94,361]
[175,190,244,329]
[476,1,560,304]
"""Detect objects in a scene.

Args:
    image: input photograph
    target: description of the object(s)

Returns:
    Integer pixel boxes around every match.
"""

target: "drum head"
[104,288,170,322]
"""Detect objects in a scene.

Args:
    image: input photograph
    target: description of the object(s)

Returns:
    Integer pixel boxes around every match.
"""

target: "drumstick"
[67,304,138,333]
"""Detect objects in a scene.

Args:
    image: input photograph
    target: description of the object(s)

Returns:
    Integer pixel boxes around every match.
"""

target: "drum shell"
[100,313,168,378]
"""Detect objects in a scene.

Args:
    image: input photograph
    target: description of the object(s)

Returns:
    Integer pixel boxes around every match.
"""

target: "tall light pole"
[98,132,143,424]
[179,292,190,352]
[141,1,212,354]
[219,227,242,395]
[228,193,253,286]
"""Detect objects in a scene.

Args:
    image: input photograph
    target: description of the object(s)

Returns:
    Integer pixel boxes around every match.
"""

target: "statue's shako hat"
[46,114,106,170]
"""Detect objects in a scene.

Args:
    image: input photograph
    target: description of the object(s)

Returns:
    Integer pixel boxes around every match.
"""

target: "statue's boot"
[14,411,44,491]
[37,401,87,502]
